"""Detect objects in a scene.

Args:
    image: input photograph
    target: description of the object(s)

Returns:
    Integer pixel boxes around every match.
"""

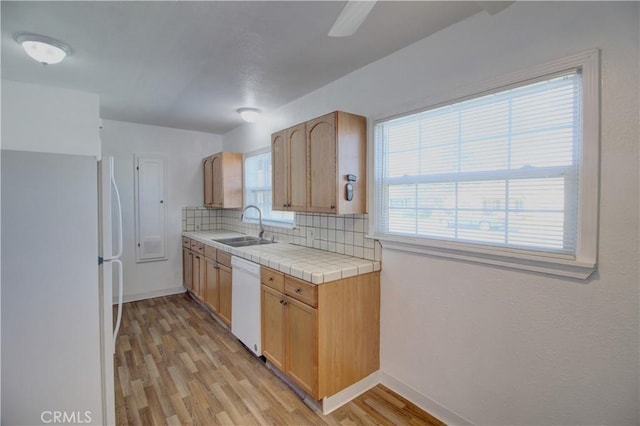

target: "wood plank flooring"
[115,293,444,425]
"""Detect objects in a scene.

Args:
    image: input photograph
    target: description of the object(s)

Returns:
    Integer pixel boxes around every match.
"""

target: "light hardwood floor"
[115,293,444,425]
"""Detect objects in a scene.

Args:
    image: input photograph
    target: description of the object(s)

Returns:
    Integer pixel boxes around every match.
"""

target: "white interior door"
[134,154,167,262]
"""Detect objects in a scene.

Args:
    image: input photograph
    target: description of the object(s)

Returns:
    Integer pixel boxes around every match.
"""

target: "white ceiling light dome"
[15,33,72,65]
[237,108,261,123]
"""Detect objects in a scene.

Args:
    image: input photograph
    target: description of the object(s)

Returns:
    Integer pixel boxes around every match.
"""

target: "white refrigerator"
[1,151,123,425]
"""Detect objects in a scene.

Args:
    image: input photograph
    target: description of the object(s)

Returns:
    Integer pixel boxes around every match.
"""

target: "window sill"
[375,235,596,280]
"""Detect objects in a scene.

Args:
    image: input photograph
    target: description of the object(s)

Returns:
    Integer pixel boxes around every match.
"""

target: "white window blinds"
[244,150,295,226]
[374,71,582,255]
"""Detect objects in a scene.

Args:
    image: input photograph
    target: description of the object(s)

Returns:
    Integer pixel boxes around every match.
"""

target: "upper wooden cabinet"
[272,123,307,212]
[271,111,366,215]
[203,152,243,209]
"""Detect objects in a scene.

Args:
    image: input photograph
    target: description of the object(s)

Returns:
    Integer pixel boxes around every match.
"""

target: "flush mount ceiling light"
[237,108,261,123]
[15,33,72,65]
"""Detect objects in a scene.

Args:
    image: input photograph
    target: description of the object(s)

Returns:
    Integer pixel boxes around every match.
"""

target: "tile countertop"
[183,230,381,285]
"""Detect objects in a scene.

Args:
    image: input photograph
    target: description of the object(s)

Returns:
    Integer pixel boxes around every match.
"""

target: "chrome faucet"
[241,205,265,239]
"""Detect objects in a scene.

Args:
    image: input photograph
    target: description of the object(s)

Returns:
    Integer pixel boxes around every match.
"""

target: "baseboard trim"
[379,372,474,426]
[113,286,186,304]
[322,371,382,414]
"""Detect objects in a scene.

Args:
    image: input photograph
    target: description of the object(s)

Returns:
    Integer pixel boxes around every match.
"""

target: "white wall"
[100,120,221,301]
[1,80,100,157]
[223,3,639,425]
[1,81,104,424]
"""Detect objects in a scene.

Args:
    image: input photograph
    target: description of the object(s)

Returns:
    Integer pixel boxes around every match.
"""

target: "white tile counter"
[183,230,381,284]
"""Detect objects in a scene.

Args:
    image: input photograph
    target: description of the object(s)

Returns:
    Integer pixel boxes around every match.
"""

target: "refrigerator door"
[99,157,124,347]
[98,156,123,426]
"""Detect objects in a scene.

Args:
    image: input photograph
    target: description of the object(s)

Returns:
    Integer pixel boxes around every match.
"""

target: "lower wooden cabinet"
[261,280,318,396]
[184,238,232,328]
[217,263,232,326]
[182,248,193,291]
[261,285,286,371]
[183,238,206,300]
[261,267,380,400]
[192,252,205,300]
[285,296,317,396]
[205,257,219,312]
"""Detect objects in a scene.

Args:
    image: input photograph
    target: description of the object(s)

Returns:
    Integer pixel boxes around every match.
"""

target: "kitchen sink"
[213,236,277,247]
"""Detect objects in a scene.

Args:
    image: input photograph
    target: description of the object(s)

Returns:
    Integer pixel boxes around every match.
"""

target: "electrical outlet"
[306,228,314,241]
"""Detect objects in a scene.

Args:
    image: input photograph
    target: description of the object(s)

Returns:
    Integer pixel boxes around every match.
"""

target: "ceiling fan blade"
[328,1,377,37]
[475,1,514,15]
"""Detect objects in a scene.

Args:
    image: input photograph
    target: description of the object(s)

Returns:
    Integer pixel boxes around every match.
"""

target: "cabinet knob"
[269,277,274,281]
[283,204,288,207]
[330,205,336,209]
[295,288,301,294]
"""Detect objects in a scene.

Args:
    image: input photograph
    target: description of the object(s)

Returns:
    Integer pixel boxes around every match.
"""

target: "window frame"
[243,147,295,229]
[370,50,600,279]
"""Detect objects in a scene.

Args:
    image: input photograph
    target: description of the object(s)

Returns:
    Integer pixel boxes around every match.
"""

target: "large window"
[373,51,599,278]
[244,149,295,227]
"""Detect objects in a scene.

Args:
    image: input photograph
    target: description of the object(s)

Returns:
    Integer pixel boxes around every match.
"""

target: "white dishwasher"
[231,256,262,356]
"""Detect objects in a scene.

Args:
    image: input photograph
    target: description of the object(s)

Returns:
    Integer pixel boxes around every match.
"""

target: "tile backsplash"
[182,207,382,262]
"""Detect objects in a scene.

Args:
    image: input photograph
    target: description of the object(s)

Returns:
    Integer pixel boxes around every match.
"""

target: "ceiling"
[2,1,496,134]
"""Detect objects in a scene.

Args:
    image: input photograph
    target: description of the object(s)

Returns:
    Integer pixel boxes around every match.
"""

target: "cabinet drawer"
[194,242,204,255]
[182,237,191,248]
[285,276,317,308]
[261,267,284,292]
[217,250,232,268]
[204,245,217,260]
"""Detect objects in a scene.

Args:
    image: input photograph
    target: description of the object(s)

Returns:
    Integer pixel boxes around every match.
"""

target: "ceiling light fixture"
[15,33,72,65]
[237,108,261,123]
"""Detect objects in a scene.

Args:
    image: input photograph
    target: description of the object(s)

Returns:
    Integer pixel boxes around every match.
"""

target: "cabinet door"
[205,258,219,312]
[307,112,337,213]
[200,255,207,298]
[261,285,285,371]
[211,153,223,207]
[218,264,232,326]
[182,249,193,290]
[203,156,213,206]
[192,253,204,298]
[287,123,307,212]
[286,296,318,397]
[271,131,288,211]
[226,153,244,209]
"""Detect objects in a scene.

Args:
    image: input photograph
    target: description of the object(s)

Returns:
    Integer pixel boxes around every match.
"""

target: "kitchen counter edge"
[182,230,380,285]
